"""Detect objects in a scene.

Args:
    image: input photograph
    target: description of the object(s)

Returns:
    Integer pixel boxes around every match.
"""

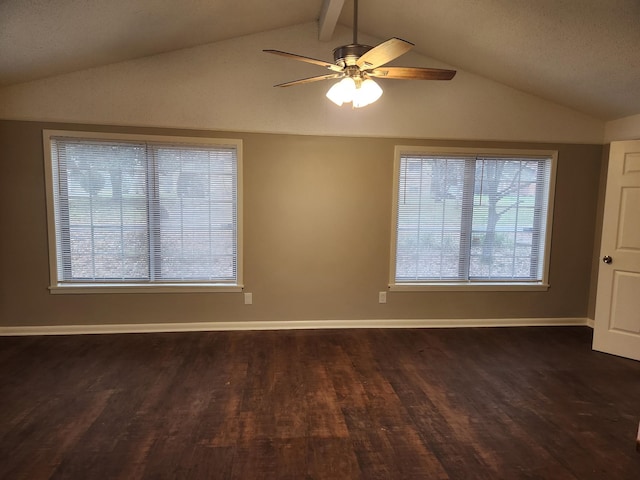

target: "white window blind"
[392,149,555,286]
[46,132,241,289]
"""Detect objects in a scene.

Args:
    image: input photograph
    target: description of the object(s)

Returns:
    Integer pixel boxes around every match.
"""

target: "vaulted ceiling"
[1,0,639,120]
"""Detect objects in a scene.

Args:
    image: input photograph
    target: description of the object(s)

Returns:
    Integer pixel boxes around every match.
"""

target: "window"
[390,146,556,290]
[44,130,242,293]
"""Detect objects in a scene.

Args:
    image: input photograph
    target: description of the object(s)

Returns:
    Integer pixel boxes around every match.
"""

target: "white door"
[593,140,640,361]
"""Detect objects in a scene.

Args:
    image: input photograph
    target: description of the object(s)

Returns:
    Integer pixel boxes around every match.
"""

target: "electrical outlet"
[378,291,387,304]
[244,292,253,305]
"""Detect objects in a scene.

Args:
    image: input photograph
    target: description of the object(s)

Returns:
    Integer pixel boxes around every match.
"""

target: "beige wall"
[0,120,603,328]
[0,23,604,145]
[586,146,609,320]
[605,114,640,142]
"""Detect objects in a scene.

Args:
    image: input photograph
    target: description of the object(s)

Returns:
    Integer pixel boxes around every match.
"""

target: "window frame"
[389,145,557,292]
[43,129,243,294]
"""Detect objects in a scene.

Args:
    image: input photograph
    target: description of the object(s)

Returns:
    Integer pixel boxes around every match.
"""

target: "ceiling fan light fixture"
[326,77,382,108]
[266,0,455,105]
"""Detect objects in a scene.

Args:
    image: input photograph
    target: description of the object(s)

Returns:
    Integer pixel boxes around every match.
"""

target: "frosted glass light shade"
[326,77,381,108]
[326,77,356,106]
[353,79,383,108]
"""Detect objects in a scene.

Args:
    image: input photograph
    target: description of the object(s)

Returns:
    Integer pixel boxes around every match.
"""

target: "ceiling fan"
[263,0,456,108]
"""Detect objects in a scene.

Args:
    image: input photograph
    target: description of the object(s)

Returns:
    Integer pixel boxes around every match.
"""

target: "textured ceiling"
[1,0,639,120]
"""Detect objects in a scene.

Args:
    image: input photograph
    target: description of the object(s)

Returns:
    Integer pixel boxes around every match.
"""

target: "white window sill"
[389,283,550,292]
[49,283,244,294]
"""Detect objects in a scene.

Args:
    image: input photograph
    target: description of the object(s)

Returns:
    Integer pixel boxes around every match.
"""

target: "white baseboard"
[0,317,590,336]
[586,318,595,328]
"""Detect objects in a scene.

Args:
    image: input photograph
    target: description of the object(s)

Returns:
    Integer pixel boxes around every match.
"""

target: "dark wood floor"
[1,326,639,479]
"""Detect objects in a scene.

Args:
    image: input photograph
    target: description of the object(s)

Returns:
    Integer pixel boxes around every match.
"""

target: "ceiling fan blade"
[274,73,343,88]
[263,50,343,73]
[368,66,457,80]
[356,38,414,70]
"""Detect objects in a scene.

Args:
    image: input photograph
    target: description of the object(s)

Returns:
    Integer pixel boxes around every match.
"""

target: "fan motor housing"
[333,44,372,67]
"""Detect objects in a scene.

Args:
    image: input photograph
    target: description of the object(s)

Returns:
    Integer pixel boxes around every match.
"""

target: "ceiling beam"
[318,0,345,42]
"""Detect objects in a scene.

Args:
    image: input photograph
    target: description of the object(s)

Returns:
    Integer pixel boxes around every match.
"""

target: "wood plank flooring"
[1,326,639,479]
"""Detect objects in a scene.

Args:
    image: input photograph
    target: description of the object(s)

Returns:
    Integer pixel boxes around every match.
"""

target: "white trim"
[586,318,595,328]
[389,283,549,292]
[389,150,402,287]
[43,131,59,289]
[43,129,243,149]
[394,145,559,159]
[543,150,558,287]
[49,284,243,294]
[0,317,590,336]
